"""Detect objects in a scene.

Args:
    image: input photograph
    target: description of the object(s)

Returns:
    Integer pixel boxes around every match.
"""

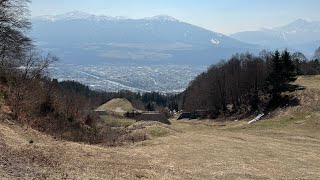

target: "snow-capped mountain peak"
[143,15,179,22]
[59,11,92,18]
[34,11,180,23]
[290,18,309,25]
[230,18,320,56]
[34,11,129,21]
[275,19,320,33]
[35,11,93,21]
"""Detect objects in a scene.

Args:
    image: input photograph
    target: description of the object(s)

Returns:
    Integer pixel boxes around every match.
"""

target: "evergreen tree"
[145,102,155,111]
[281,50,296,82]
[267,50,283,99]
[267,50,296,101]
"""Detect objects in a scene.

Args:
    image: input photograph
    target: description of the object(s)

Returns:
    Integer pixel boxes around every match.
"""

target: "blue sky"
[30,0,320,34]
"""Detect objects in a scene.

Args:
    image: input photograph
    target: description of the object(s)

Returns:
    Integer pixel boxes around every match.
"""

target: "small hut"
[177,112,193,120]
[137,113,171,125]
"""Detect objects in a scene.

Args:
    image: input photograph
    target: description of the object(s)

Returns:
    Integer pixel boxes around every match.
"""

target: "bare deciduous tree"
[0,0,31,75]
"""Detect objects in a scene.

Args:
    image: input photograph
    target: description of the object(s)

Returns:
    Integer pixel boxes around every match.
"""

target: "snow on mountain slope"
[35,11,128,22]
[143,15,180,22]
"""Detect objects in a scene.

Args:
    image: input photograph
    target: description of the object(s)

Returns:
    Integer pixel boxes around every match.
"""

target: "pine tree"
[267,50,283,99]
[281,50,296,82]
[267,50,296,102]
[145,102,155,111]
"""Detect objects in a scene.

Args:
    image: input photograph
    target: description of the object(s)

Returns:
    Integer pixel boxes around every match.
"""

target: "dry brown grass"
[1,118,320,179]
[0,75,320,179]
[294,75,320,89]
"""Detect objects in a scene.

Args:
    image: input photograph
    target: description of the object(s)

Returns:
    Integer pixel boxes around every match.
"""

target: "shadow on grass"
[266,84,303,113]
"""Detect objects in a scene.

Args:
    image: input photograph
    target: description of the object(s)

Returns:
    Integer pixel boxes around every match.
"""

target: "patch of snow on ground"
[211,38,220,45]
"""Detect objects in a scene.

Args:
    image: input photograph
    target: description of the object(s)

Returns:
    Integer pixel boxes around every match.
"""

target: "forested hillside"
[181,48,320,117]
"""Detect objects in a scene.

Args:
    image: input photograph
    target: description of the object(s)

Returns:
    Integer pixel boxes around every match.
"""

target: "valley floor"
[1,76,320,179]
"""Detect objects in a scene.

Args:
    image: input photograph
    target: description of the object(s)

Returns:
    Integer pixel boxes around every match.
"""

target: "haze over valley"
[31,11,320,92]
[51,63,204,92]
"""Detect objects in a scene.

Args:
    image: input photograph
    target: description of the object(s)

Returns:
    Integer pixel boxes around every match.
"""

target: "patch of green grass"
[147,126,170,137]
[100,115,136,127]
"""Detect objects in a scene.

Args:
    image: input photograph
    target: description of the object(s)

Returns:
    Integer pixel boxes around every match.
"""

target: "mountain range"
[231,19,320,56]
[32,12,320,64]
[31,11,257,65]
[30,11,320,92]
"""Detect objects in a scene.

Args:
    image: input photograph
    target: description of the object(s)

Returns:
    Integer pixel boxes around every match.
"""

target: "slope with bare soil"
[0,75,320,179]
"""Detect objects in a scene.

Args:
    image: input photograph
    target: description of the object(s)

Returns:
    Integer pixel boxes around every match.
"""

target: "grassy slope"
[97,98,135,116]
[0,76,320,179]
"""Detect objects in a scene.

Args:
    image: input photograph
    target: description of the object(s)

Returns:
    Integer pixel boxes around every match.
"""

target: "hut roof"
[137,113,171,125]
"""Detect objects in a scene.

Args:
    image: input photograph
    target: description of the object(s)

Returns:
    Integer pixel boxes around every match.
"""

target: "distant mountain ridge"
[34,11,180,22]
[231,19,320,55]
[31,11,257,65]
[274,19,320,34]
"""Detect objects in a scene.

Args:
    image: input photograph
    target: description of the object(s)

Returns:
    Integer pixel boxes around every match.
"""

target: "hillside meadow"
[0,76,320,179]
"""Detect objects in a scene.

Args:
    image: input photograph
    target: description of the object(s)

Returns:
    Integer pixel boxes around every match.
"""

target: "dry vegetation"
[1,76,320,179]
[294,75,320,89]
